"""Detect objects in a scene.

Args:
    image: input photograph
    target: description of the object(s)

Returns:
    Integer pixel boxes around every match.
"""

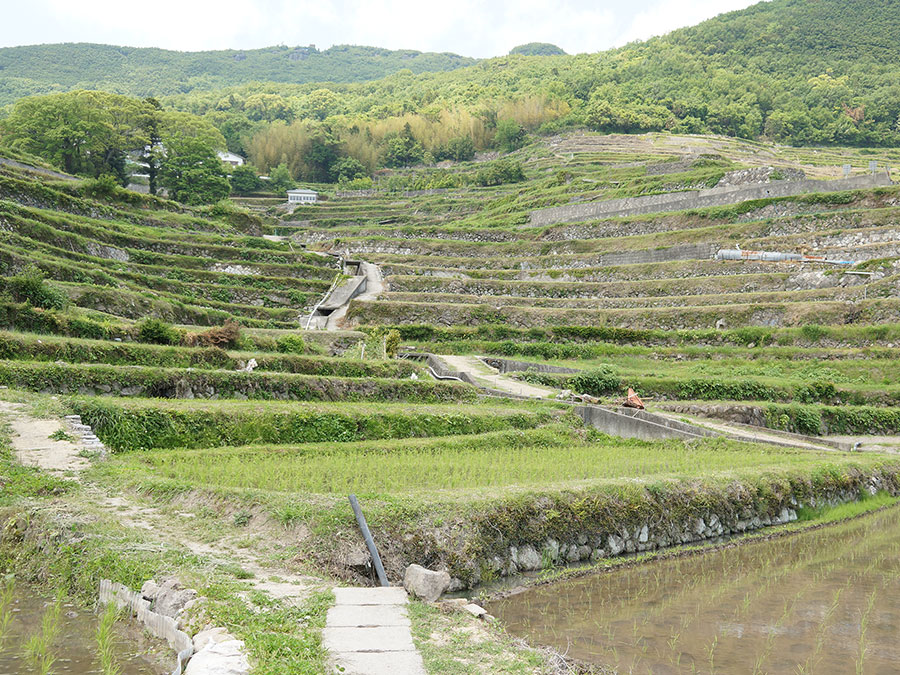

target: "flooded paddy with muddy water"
[0,585,159,674]
[490,506,900,674]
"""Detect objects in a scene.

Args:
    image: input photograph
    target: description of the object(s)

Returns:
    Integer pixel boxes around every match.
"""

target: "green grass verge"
[104,427,887,495]
[70,397,558,452]
[0,360,472,404]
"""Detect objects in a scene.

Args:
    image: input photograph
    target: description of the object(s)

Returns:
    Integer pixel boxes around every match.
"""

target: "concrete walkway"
[439,355,555,399]
[323,587,425,675]
[654,410,839,452]
[325,262,384,330]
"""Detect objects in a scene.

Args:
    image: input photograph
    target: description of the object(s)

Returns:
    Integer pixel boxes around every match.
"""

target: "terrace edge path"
[0,398,324,607]
[323,586,426,675]
[0,400,89,474]
[439,355,555,399]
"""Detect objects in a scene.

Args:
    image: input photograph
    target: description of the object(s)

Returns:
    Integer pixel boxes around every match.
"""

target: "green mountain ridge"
[0,42,476,105]
[3,0,900,167]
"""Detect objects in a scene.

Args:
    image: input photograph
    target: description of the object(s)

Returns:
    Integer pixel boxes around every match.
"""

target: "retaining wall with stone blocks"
[529,173,894,226]
[480,357,581,375]
[467,472,899,587]
[65,414,108,457]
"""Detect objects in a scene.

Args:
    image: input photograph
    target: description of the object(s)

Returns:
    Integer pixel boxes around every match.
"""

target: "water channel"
[0,585,159,674]
[489,506,900,674]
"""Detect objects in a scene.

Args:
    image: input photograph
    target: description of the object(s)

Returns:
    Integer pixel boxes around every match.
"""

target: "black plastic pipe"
[349,494,389,587]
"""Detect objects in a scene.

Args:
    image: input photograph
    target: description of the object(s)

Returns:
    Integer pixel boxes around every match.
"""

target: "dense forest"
[2,0,899,193]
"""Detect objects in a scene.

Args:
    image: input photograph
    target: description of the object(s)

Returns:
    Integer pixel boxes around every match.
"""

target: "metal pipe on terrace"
[716,249,855,265]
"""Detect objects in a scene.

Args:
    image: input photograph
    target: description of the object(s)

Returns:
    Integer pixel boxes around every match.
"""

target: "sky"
[1,0,762,57]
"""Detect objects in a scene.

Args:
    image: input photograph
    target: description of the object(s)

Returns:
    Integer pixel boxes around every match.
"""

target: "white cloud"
[618,0,763,46]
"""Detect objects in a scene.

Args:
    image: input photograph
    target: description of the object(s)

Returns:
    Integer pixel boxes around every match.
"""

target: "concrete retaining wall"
[100,579,193,675]
[576,405,710,441]
[480,357,581,375]
[402,352,530,399]
[319,276,367,312]
[530,173,894,227]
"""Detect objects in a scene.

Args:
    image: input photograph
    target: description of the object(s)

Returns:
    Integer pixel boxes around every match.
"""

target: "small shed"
[287,188,318,204]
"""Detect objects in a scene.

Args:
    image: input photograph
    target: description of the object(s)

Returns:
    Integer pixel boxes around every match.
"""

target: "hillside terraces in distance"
[0,161,342,329]
[283,132,900,332]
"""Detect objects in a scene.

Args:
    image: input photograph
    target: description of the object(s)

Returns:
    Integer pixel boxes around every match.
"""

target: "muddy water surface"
[0,587,158,674]
[490,506,900,674]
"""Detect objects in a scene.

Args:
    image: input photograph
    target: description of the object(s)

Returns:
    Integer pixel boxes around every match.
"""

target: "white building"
[218,151,245,167]
[287,188,318,204]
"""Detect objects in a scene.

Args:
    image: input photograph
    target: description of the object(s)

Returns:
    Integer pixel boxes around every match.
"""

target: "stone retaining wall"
[480,357,581,375]
[449,468,900,587]
[530,173,894,227]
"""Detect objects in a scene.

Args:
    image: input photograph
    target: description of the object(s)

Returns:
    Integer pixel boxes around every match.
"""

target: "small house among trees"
[218,151,245,167]
[287,188,318,204]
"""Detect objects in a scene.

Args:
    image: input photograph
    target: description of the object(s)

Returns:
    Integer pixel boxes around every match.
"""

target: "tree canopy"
[158,137,231,204]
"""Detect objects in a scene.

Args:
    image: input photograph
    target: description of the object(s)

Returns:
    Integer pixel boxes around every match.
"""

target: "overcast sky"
[2,0,761,57]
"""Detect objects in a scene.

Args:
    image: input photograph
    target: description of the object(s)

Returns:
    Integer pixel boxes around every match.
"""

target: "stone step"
[326,604,410,628]
[333,587,408,606]
[322,626,415,653]
[327,650,425,675]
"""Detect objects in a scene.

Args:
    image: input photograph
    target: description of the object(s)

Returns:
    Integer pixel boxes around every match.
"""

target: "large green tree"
[158,138,231,204]
[229,164,262,194]
[1,90,151,181]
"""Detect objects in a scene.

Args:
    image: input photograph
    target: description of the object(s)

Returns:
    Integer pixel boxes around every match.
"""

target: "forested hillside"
[2,0,899,191]
[153,0,900,151]
[0,43,476,105]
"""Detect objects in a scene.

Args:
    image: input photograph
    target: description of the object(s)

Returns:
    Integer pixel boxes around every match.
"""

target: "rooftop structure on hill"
[287,188,318,204]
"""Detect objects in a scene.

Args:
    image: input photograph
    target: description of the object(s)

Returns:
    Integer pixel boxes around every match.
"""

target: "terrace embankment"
[528,172,893,226]
[326,457,900,590]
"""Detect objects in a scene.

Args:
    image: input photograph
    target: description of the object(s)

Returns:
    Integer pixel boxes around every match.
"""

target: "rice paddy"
[490,502,900,674]
[107,427,891,495]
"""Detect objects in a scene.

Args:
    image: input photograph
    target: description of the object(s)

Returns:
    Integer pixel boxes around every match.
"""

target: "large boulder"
[154,578,198,618]
[403,564,450,602]
[184,639,250,675]
[516,545,542,571]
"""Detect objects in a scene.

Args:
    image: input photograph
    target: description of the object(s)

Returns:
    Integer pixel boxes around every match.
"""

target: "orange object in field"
[623,388,645,409]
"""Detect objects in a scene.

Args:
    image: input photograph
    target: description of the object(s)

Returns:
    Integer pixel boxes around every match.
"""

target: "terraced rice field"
[3,132,900,673]
[279,134,900,333]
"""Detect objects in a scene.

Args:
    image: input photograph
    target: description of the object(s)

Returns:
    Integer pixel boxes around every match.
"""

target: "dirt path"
[0,157,78,182]
[0,400,89,474]
[1,399,320,606]
[439,355,555,399]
